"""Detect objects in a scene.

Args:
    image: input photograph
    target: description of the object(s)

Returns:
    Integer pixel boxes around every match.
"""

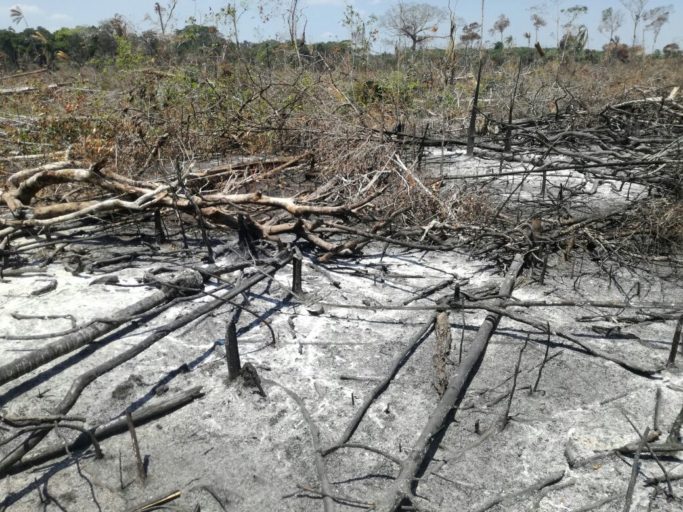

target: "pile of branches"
[413,88,683,270]
[0,150,457,274]
[1,71,682,277]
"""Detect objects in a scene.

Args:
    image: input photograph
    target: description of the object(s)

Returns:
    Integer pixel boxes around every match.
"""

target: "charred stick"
[326,313,437,452]
[505,56,523,152]
[622,425,649,512]
[667,402,683,445]
[153,209,166,243]
[225,317,241,381]
[466,56,485,156]
[266,380,334,512]
[433,307,453,397]
[532,327,551,393]
[0,269,203,388]
[125,410,146,483]
[503,335,528,428]
[374,254,525,512]
[0,253,290,476]
[176,160,214,263]
[292,255,303,295]
[7,387,204,475]
[653,387,662,433]
[472,470,565,512]
[667,314,683,367]
[125,490,182,512]
[403,278,454,306]
[469,305,659,376]
[621,412,674,498]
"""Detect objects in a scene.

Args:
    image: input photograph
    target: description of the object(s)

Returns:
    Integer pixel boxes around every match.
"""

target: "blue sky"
[0,1,680,50]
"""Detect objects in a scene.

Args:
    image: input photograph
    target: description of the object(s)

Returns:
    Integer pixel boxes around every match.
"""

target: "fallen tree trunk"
[0,269,203,388]
[0,251,292,477]
[1,162,364,221]
[5,386,204,475]
[327,313,437,452]
[0,160,387,257]
[375,254,525,512]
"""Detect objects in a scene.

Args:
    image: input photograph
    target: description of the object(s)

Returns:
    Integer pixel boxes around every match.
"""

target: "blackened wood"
[375,254,525,512]
[667,314,683,367]
[623,426,649,512]
[403,278,454,306]
[225,319,241,381]
[125,410,146,483]
[503,336,528,429]
[466,57,485,156]
[153,209,165,243]
[292,256,303,294]
[505,57,523,152]
[7,386,204,474]
[667,402,683,445]
[433,310,452,396]
[0,252,291,476]
[0,269,203,387]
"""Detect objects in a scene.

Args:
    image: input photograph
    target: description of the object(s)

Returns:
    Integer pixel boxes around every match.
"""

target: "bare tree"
[342,4,378,70]
[443,1,462,85]
[523,31,532,47]
[152,1,178,35]
[663,42,680,56]
[460,21,481,51]
[561,5,588,33]
[558,5,588,59]
[10,6,29,27]
[286,0,305,65]
[550,0,565,47]
[382,1,445,51]
[643,6,672,51]
[599,7,624,43]
[490,14,511,43]
[479,0,485,50]
[620,0,650,46]
[531,13,547,42]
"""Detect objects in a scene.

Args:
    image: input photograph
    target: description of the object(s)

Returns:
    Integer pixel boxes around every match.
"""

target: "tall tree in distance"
[558,5,588,58]
[443,1,463,85]
[531,13,547,43]
[382,2,445,51]
[460,22,481,51]
[10,6,29,27]
[643,6,671,51]
[490,14,511,44]
[151,1,178,35]
[550,0,565,47]
[598,7,624,43]
[287,0,305,66]
[620,0,650,46]
[342,4,378,70]
[479,0,485,51]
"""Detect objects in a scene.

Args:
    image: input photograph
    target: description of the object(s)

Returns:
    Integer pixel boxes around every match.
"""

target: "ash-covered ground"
[1,152,682,511]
